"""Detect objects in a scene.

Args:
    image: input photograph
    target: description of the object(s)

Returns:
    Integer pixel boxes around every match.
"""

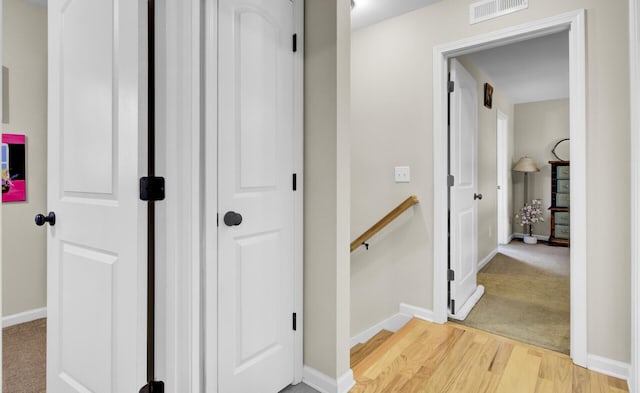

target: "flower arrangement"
[516,199,545,236]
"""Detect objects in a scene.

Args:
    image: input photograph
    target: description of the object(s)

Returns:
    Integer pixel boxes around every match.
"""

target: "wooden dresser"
[549,161,570,246]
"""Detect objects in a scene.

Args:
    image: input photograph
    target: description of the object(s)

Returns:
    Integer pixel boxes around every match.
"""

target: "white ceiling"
[350,0,442,31]
[465,31,569,104]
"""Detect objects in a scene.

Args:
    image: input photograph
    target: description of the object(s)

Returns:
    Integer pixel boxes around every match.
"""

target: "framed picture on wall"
[2,133,26,202]
[484,83,494,109]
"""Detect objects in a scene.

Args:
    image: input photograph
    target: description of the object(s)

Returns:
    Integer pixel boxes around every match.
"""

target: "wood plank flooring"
[351,329,394,369]
[351,318,629,393]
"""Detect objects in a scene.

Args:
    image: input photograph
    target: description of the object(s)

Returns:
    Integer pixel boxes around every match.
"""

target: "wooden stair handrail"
[350,195,419,252]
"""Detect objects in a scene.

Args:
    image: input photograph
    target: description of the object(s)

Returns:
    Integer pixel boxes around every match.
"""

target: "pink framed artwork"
[2,134,26,202]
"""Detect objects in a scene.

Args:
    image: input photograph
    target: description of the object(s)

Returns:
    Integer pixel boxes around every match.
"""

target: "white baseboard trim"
[302,366,355,393]
[587,354,630,381]
[513,232,550,242]
[337,369,356,393]
[350,304,436,348]
[399,303,435,322]
[478,248,498,270]
[350,311,412,348]
[3,307,47,328]
[448,285,485,321]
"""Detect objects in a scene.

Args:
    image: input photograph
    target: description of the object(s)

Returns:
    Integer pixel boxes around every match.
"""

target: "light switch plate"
[395,166,410,183]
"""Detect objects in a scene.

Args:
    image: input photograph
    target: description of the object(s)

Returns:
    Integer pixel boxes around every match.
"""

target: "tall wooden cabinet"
[549,161,570,246]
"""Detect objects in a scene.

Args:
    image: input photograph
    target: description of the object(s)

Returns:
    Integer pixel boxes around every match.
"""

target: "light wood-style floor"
[351,318,628,393]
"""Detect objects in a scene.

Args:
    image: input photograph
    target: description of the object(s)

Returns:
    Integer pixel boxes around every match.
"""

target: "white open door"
[47,0,147,391]
[217,0,296,391]
[449,59,483,320]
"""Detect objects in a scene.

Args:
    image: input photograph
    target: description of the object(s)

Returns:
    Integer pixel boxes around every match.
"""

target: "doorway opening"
[447,31,572,354]
[433,9,587,366]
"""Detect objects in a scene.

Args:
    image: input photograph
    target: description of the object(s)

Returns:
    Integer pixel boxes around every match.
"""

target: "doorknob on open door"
[35,211,56,226]
[223,211,243,226]
[474,193,483,200]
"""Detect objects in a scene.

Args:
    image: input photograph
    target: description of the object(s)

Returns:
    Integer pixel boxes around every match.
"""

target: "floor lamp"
[513,156,540,241]
[513,156,540,204]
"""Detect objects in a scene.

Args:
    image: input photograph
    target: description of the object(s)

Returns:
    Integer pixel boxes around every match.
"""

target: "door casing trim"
[629,0,640,391]
[154,0,204,390]
[496,109,510,245]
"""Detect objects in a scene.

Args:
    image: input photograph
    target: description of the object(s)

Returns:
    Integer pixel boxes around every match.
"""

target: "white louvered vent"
[469,0,528,25]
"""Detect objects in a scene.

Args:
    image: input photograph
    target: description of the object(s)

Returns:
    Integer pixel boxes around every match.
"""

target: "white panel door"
[47,0,146,392]
[449,59,479,316]
[218,0,295,392]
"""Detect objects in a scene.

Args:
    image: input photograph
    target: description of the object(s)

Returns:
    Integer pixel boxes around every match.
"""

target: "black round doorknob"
[224,211,243,227]
[35,211,56,227]
[474,193,483,200]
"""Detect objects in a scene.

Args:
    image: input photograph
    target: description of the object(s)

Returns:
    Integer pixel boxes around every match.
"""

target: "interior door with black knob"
[46,0,148,391]
[217,0,296,391]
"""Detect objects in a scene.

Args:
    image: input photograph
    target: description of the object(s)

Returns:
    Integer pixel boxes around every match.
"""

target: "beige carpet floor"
[454,241,570,354]
[3,318,46,393]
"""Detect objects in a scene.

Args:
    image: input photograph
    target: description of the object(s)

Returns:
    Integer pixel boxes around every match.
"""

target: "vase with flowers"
[516,199,545,244]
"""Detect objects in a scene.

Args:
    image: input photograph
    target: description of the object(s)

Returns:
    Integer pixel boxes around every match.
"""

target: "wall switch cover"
[395,166,410,183]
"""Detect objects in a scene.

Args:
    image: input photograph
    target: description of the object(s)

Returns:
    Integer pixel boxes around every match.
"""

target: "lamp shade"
[513,156,540,173]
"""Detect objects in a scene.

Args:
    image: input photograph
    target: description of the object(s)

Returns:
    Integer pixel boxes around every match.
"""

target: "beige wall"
[1,0,47,317]
[304,0,351,379]
[349,51,515,337]
[351,0,630,363]
[513,99,570,237]
[350,16,434,336]
[456,56,515,264]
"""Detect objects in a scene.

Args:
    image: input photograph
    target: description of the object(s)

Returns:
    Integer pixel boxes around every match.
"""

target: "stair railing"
[350,195,419,252]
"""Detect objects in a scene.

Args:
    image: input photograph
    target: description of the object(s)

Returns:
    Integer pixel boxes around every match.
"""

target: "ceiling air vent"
[470,0,528,25]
